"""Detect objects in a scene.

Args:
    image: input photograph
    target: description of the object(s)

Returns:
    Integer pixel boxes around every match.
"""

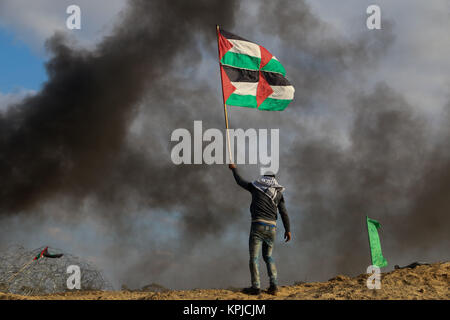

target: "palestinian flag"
[33,247,48,260]
[217,27,295,111]
[33,247,64,260]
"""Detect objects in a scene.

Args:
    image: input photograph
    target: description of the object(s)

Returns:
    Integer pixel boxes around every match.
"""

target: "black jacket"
[231,168,290,232]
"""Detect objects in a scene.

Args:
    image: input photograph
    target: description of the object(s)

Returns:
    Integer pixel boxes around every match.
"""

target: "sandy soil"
[1,261,448,300]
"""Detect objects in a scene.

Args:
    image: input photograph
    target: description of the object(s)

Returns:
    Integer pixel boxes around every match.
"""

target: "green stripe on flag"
[226,93,257,108]
[261,58,286,76]
[221,52,260,71]
[366,216,388,268]
[258,98,292,111]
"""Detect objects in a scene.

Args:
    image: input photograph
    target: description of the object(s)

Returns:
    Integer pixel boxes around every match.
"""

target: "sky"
[0,0,125,109]
[1,0,449,126]
[0,0,449,290]
[0,28,46,93]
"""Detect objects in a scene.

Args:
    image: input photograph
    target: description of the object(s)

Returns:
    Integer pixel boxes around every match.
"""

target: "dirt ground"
[1,261,448,300]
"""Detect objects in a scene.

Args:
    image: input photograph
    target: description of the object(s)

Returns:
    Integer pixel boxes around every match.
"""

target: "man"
[229,163,291,295]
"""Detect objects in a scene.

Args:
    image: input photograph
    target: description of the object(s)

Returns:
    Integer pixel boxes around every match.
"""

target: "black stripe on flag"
[223,65,258,82]
[220,29,249,42]
[222,65,291,86]
[261,71,292,86]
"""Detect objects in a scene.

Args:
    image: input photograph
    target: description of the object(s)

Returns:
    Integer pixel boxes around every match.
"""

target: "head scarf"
[252,175,285,204]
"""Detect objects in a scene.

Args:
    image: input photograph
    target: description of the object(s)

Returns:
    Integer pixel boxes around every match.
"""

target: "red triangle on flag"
[218,32,233,60]
[220,66,236,103]
[257,72,274,108]
[259,45,273,69]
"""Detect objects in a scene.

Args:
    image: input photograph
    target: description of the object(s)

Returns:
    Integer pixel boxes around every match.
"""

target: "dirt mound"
[1,261,448,300]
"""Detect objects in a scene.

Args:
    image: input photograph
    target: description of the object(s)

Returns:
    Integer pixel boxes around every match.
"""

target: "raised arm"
[278,195,292,242]
[229,164,252,192]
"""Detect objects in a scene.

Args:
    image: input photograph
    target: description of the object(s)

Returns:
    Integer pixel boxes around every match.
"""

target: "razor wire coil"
[0,245,112,295]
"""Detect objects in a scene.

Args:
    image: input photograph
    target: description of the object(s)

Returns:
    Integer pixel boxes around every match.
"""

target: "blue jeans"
[249,223,277,289]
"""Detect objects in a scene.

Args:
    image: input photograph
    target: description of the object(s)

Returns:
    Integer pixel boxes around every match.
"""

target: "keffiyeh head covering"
[252,175,285,203]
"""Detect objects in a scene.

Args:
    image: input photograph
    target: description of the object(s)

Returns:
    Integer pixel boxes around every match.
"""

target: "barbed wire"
[0,245,112,295]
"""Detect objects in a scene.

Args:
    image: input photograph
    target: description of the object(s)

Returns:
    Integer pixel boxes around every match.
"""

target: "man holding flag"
[229,164,291,296]
[216,26,294,295]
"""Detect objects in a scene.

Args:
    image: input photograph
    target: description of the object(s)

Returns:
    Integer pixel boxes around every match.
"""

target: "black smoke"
[0,0,239,215]
[0,0,448,289]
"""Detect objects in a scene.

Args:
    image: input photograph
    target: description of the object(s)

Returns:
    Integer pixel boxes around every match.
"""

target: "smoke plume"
[0,0,448,288]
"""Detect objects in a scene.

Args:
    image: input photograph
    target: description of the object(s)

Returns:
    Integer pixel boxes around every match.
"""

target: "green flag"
[366,216,388,268]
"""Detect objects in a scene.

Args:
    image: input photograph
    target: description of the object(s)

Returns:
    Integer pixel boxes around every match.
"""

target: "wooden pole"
[6,259,34,284]
[216,25,233,164]
[366,216,374,266]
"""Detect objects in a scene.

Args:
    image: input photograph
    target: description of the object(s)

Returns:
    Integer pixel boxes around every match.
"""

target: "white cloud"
[0,90,36,111]
[0,0,127,54]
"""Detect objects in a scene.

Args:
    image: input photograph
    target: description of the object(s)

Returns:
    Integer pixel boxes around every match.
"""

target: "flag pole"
[216,25,233,164]
[366,216,374,266]
[6,258,34,284]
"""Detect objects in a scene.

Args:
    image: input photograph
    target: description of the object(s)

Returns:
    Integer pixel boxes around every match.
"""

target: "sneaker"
[242,287,261,295]
[267,285,278,295]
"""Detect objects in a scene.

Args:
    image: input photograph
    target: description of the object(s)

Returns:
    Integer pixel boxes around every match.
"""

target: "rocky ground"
[1,261,448,300]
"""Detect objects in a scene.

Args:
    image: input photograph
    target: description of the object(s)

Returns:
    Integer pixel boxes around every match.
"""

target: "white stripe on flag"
[231,82,258,96]
[269,85,295,100]
[228,39,261,59]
